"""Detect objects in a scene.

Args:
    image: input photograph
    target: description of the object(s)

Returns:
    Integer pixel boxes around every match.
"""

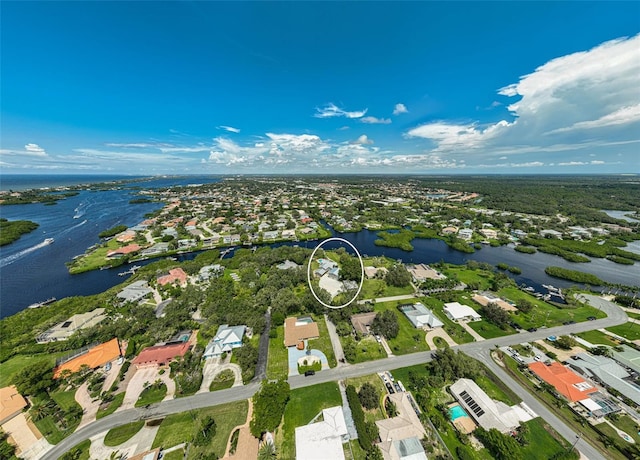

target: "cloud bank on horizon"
[1,2,638,175]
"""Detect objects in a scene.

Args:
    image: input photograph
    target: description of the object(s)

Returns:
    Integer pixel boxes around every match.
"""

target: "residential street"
[42,295,627,460]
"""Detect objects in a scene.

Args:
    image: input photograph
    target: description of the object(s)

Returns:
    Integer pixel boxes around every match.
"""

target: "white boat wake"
[0,240,52,268]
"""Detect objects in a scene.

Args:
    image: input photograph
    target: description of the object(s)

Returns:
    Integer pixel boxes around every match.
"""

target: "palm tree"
[258,442,276,460]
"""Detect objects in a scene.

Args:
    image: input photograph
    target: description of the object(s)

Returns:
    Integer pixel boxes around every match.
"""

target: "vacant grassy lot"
[519,417,573,460]
[135,383,167,407]
[152,400,248,459]
[279,382,342,460]
[345,374,387,424]
[441,265,493,290]
[0,354,55,387]
[96,393,125,419]
[575,329,619,346]
[607,323,640,341]
[467,320,513,339]
[342,335,387,363]
[373,301,430,354]
[360,279,413,299]
[497,286,606,329]
[104,421,144,446]
[266,325,289,380]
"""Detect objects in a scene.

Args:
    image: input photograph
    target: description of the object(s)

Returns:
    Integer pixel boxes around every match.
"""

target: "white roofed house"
[443,302,481,322]
[295,406,349,460]
[203,324,246,359]
[398,303,444,329]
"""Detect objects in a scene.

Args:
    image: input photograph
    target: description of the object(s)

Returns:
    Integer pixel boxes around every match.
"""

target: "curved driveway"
[42,294,627,460]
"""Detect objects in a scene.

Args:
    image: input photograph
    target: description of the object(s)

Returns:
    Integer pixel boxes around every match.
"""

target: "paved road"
[43,294,627,460]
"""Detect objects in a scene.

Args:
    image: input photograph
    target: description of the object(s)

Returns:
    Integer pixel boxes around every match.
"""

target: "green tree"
[193,416,217,446]
[358,382,380,410]
[250,380,290,437]
[480,302,511,329]
[371,310,399,339]
[385,264,412,287]
[12,362,54,396]
[257,442,276,460]
[555,335,577,350]
[516,299,534,313]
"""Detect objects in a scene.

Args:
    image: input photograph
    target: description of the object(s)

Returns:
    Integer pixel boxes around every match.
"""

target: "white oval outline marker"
[307,237,365,310]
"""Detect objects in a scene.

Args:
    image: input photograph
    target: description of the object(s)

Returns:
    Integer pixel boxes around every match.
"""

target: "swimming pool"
[449,404,469,421]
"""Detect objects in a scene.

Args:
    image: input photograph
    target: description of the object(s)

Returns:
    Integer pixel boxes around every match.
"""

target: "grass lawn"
[68,238,121,273]
[432,336,449,348]
[96,393,125,419]
[162,450,184,460]
[360,279,413,299]
[104,421,144,446]
[346,439,367,460]
[474,373,520,406]
[609,414,640,444]
[279,382,342,460]
[135,383,167,407]
[520,417,573,460]
[441,265,493,290]
[209,369,235,392]
[575,329,619,346]
[310,315,337,367]
[497,286,606,329]
[419,297,474,344]
[373,301,430,355]
[51,390,80,411]
[0,354,57,387]
[152,400,248,459]
[467,320,513,339]
[345,374,386,424]
[607,323,640,341]
[342,336,387,363]
[61,439,91,460]
[266,325,289,380]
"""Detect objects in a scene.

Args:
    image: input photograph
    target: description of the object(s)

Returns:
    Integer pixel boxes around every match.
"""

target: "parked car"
[105,362,112,372]
[528,327,538,332]
[304,370,315,377]
[587,316,596,321]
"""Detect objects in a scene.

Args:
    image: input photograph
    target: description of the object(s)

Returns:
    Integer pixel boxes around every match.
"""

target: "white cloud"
[338,126,350,131]
[405,34,640,167]
[361,116,392,124]
[350,135,374,145]
[218,125,241,133]
[314,103,367,119]
[393,103,408,115]
[1,143,49,157]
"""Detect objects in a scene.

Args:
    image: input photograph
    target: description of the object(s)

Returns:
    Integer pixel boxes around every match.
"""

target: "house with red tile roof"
[157,268,188,287]
[0,386,27,425]
[107,243,141,259]
[131,342,191,367]
[54,338,123,378]
[529,361,597,402]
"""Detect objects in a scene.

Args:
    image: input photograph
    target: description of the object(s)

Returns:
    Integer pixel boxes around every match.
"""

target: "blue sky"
[1,1,639,175]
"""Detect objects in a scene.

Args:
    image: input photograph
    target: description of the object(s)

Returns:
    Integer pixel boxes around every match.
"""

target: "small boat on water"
[44,238,54,245]
[118,265,141,276]
[28,297,56,309]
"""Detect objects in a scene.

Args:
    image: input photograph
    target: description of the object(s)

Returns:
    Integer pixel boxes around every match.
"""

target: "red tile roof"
[529,361,597,402]
[132,342,190,366]
[54,338,123,378]
[107,243,141,257]
[157,268,188,286]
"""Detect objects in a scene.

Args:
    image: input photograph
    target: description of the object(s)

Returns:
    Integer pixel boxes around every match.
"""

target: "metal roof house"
[570,353,640,405]
[295,406,349,460]
[204,324,246,359]
[398,303,444,329]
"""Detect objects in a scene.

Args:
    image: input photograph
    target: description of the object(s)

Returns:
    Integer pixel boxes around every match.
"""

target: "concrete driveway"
[199,359,242,393]
[425,328,457,349]
[324,314,346,364]
[75,381,101,429]
[88,423,160,459]
[121,367,176,410]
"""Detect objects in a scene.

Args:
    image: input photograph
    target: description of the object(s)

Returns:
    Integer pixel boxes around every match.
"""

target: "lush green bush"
[250,380,290,437]
[346,385,379,451]
[544,267,604,285]
[0,218,39,246]
[358,382,380,410]
[98,225,128,239]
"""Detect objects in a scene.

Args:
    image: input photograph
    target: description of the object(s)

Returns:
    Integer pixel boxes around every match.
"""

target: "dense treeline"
[250,380,290,437]
[0,218,39,246]
[544,266,604,285]
[98,225,128,238]
[415,176,640,222]
[346,384,379,452]
[0,190,78,206]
